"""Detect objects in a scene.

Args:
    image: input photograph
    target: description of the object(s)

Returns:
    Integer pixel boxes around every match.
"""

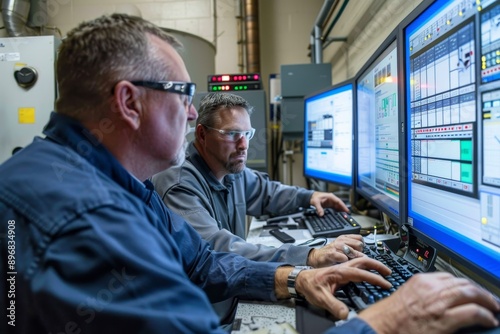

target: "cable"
[272,133,283,181]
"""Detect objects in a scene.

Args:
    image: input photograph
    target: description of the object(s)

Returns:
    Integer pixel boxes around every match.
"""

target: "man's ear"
[196,124,207,144]
[112,80,143,130]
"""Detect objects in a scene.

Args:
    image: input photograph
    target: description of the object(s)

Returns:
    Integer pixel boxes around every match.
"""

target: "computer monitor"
[303,81,354,187]
[404,0,500,294]
[355,30,402,223]
[481,1,500,84]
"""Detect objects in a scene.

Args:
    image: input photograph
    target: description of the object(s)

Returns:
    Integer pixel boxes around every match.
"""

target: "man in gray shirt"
[152,92,367,324]
[153,92,364,268]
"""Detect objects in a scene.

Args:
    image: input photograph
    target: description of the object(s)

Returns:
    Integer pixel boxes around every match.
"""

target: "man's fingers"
[333,257,393,288]
[321,294,351,320]
[336,234,365,251]
[442,304,500,332]
[348,257,392,276]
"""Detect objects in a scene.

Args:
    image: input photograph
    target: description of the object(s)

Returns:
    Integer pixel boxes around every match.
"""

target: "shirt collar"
[43,112,154,203]
[186,142,236,190]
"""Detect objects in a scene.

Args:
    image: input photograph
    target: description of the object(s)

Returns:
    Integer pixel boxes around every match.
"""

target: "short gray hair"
[196,92,254,128]
[56,13,182,120]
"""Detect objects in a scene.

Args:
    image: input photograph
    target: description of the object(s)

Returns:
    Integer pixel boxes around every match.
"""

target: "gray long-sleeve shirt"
[152,142,315,265]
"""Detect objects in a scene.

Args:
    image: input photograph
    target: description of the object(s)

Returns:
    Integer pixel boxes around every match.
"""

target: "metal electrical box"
[280,63,332,138]
[0,36,59,164]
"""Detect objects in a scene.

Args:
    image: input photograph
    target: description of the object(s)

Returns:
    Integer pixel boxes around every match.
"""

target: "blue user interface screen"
[304,83,353,187]
[405,0,500,287]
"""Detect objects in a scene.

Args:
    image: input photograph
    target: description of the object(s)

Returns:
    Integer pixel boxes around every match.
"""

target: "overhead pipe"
[321,0,349,49]
[2,0,49,37]
[236,0,245,73]
[310,0,336,64]
[243,0,260,73]
[310,0,350,64]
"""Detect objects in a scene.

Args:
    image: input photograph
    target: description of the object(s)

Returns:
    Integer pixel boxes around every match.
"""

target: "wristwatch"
[287,266,312,299]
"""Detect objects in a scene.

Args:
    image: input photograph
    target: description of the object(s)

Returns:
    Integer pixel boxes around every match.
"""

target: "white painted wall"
[0,0,424,187]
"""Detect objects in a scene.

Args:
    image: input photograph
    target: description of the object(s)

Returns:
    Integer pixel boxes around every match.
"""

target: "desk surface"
[232,217,299,333]
[231,300,297,334]
[232,217,322,334]
[246,217,315,247]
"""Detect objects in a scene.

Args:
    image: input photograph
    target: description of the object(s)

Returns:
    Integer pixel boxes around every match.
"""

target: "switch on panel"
[14,66,38,89]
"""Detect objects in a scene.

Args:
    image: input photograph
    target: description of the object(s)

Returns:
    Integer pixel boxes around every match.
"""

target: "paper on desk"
[231,301,297,334]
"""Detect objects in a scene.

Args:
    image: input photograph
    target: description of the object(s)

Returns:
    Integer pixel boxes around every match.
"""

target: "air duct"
[243,0,260,73]
[2,0,48,37]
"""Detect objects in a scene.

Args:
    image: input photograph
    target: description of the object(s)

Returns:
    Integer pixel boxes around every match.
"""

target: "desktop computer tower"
[280,63,332,138]
[192,90,268,173]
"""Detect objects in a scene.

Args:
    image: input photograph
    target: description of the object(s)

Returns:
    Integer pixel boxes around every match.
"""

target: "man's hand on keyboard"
[357,272,500,334]
[307,234,365,267]
[294,257,392,320]
[310,191,350,215]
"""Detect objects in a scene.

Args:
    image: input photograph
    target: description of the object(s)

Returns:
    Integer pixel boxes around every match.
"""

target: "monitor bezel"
[353,26,405,225]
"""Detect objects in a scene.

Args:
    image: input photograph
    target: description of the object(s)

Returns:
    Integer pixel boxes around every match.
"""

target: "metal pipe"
[314,0,335,28]
[236,0,245,72]
[2,0,34,36]
[314,25,322,64]
[2,0,48,37]
[321,0,349,48]
[243,0,260,73]
[310,34,315,63]
[310,0,336,64]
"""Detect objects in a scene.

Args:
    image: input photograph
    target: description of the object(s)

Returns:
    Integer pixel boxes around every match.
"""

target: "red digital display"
[209,73,261,83]
[208,73,262,91]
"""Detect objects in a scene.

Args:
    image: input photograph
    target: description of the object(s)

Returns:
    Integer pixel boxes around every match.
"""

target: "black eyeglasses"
[131,80,196,106]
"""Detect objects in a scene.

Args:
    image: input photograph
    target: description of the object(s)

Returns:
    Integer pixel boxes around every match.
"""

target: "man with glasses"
[153,92,364,265]
[0,13,382,334]
[1,13,498,334]
[152,92,370,322]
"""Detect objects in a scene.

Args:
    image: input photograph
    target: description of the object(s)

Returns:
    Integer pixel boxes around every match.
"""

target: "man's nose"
[236,135,248,148]
[188,104,198,121]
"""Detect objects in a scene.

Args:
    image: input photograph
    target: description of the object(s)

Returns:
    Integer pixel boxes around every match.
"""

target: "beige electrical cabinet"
[0,36,58,164]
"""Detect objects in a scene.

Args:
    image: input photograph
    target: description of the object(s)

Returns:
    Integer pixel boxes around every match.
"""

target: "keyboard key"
[343,246,422,311]
[304,208,361,238]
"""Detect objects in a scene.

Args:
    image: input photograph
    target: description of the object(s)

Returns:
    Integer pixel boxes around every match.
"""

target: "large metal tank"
[162,28,215,91]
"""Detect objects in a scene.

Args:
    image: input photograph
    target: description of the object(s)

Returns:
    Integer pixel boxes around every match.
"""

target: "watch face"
[14,66,38,88]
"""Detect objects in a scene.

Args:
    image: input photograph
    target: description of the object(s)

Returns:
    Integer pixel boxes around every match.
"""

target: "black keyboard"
[343,246,421,311]
[303,208,361,238]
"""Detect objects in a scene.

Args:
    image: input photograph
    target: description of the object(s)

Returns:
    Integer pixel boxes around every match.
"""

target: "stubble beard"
[226,154,246,174]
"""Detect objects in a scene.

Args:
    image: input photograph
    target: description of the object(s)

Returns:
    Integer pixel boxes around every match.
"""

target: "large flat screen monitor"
[481,1,500,84]
[355,33,401,223]
[303,81,354,187]
[404,0,500,294]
